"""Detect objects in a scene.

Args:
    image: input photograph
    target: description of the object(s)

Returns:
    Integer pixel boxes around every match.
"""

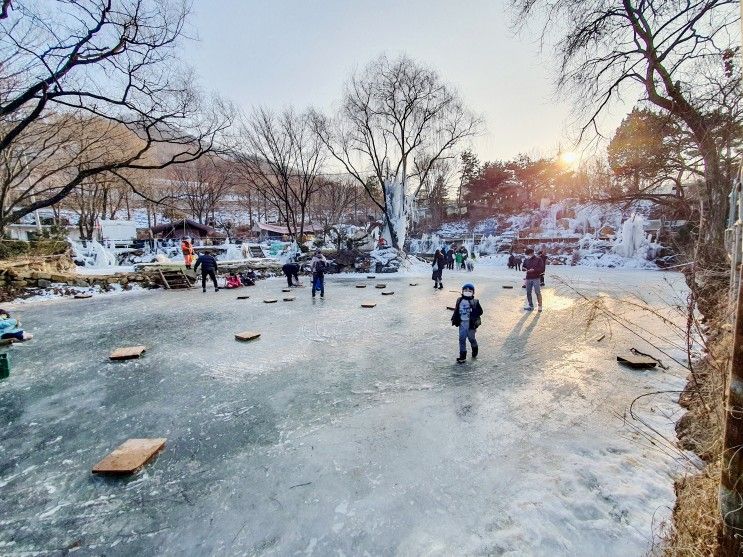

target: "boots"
[456,351,466,363]
[472,346,478,358]
[438,283,443,290]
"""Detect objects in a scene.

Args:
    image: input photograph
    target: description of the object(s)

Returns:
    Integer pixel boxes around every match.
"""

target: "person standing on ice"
[514,254,522,271]
[538,250,548,286]
[181,237,195,269]
[310,250,326,298]
[446,248,455,270]
[432,248,446,289]
[451,282,483,363]
[522,248,544,312]
[194,250,219,293]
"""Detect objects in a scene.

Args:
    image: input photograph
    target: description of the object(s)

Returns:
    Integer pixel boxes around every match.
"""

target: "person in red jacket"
[522,248,544,312]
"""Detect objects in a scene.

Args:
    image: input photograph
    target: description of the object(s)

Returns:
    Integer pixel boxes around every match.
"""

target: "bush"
[0,237,69,260]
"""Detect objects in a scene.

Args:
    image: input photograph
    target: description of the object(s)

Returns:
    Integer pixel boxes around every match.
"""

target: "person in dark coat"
[431,248,446,290]
[451,282,483,363]
[446,248,455,270]
[538,250,548,286]
[310,250,326,298]
[508,253,515,269]
[514,254,522,271]
[194,251,219,292]
[282,262,300,287]
[522,248,545,311]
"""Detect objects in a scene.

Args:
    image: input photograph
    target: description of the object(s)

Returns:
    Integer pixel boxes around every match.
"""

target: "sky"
[181,0,625,163]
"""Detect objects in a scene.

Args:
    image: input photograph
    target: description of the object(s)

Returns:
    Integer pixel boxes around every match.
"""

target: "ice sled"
[616,353,657,369]
[92,438,166,475]
[235,331,261,341]
[109,346,146,361]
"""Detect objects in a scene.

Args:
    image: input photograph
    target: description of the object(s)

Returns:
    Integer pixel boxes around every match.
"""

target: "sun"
[559,151,578,166]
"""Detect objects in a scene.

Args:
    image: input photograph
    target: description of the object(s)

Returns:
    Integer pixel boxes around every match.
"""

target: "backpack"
[314,259,326,274]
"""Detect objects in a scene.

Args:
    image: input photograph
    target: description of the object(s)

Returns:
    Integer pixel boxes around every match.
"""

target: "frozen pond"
[0,266,690,555]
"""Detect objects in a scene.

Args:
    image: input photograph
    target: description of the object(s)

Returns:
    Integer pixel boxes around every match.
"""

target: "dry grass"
[661,460,721,556]
[661,326,731,556]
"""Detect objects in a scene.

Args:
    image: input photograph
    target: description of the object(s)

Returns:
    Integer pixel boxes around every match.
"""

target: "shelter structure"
[149,219,224,241]
[254,222,325,242]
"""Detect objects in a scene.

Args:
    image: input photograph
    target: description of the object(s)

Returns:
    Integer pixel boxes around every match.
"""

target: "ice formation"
[382,178,408,249]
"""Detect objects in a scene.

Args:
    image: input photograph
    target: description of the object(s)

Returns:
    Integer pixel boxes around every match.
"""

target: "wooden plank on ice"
[361,302,376,308]
[92,438,166,475]
[381,291,394,296]
[409,283,418,286]
[109,346,146,361]
[355,284,367,288]
[502,285,514,289]
[237,295,250,300]
[263,299,278,303]
[235,331,261,341]
[375,284,386,289]
[283,297,295,302]
[282,289,292,293]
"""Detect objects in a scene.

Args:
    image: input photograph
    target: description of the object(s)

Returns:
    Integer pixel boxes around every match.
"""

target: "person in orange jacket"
[181,237,195,269]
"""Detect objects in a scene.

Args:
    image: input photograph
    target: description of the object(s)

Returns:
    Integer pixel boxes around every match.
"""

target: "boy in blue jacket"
[451,283,483,363]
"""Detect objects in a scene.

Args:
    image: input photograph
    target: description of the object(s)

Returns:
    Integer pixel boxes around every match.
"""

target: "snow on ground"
[0,266,693,555]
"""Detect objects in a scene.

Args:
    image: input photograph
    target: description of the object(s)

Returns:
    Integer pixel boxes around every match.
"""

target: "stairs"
[248,245,265,258]
[158,269,193,289]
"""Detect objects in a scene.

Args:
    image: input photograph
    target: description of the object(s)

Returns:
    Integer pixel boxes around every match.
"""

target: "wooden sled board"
[409,283,418,286]
[367,275,376,279]
[375,284,386,289]
[282,289,292,293]
[617,354,657,368]
[74,293,92,299]
[446,306,456,310]
[235,331,261,341]
[109,346,146,361]
[92,438,166,475]
[355,284,367,288]
[236,295,250,300]
[502,285,514,289]
[263,299,278,303]
[381,291,394,296]
[283,297,295,302]
[361,302,376,308]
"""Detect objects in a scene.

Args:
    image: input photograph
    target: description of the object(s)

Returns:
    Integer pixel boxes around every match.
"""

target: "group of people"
[431,245,474,289]
[193,250,256,292]
[282,250,328,298]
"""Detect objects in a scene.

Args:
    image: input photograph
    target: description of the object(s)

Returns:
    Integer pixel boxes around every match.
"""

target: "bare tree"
[169,156,234,225]
[313,54,480,250]
[236,108,325,241]
[311,177,358,226]
[0,0,231,232]
[513,0,740,267]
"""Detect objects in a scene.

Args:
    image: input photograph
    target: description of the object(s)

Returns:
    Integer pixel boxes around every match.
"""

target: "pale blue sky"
[182,0,622,162]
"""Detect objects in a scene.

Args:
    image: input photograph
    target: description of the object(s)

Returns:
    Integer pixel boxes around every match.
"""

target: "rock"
[10,280,27,288]
[50,273,70,283]
[37,279,52,288]
[31,271,52,280]
[75,280,90,288]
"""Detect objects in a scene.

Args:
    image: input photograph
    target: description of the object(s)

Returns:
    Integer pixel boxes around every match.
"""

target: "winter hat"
[462,283,475,292]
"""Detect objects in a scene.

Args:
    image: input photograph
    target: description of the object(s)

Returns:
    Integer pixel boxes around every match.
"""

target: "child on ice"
[451,282,483,363]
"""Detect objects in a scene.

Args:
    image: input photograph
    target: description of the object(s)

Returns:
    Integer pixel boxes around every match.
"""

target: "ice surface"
[0,267,692,555]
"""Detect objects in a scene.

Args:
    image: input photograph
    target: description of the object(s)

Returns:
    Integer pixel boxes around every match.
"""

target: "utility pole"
[719,6,743,554]
[721,260,743,555]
